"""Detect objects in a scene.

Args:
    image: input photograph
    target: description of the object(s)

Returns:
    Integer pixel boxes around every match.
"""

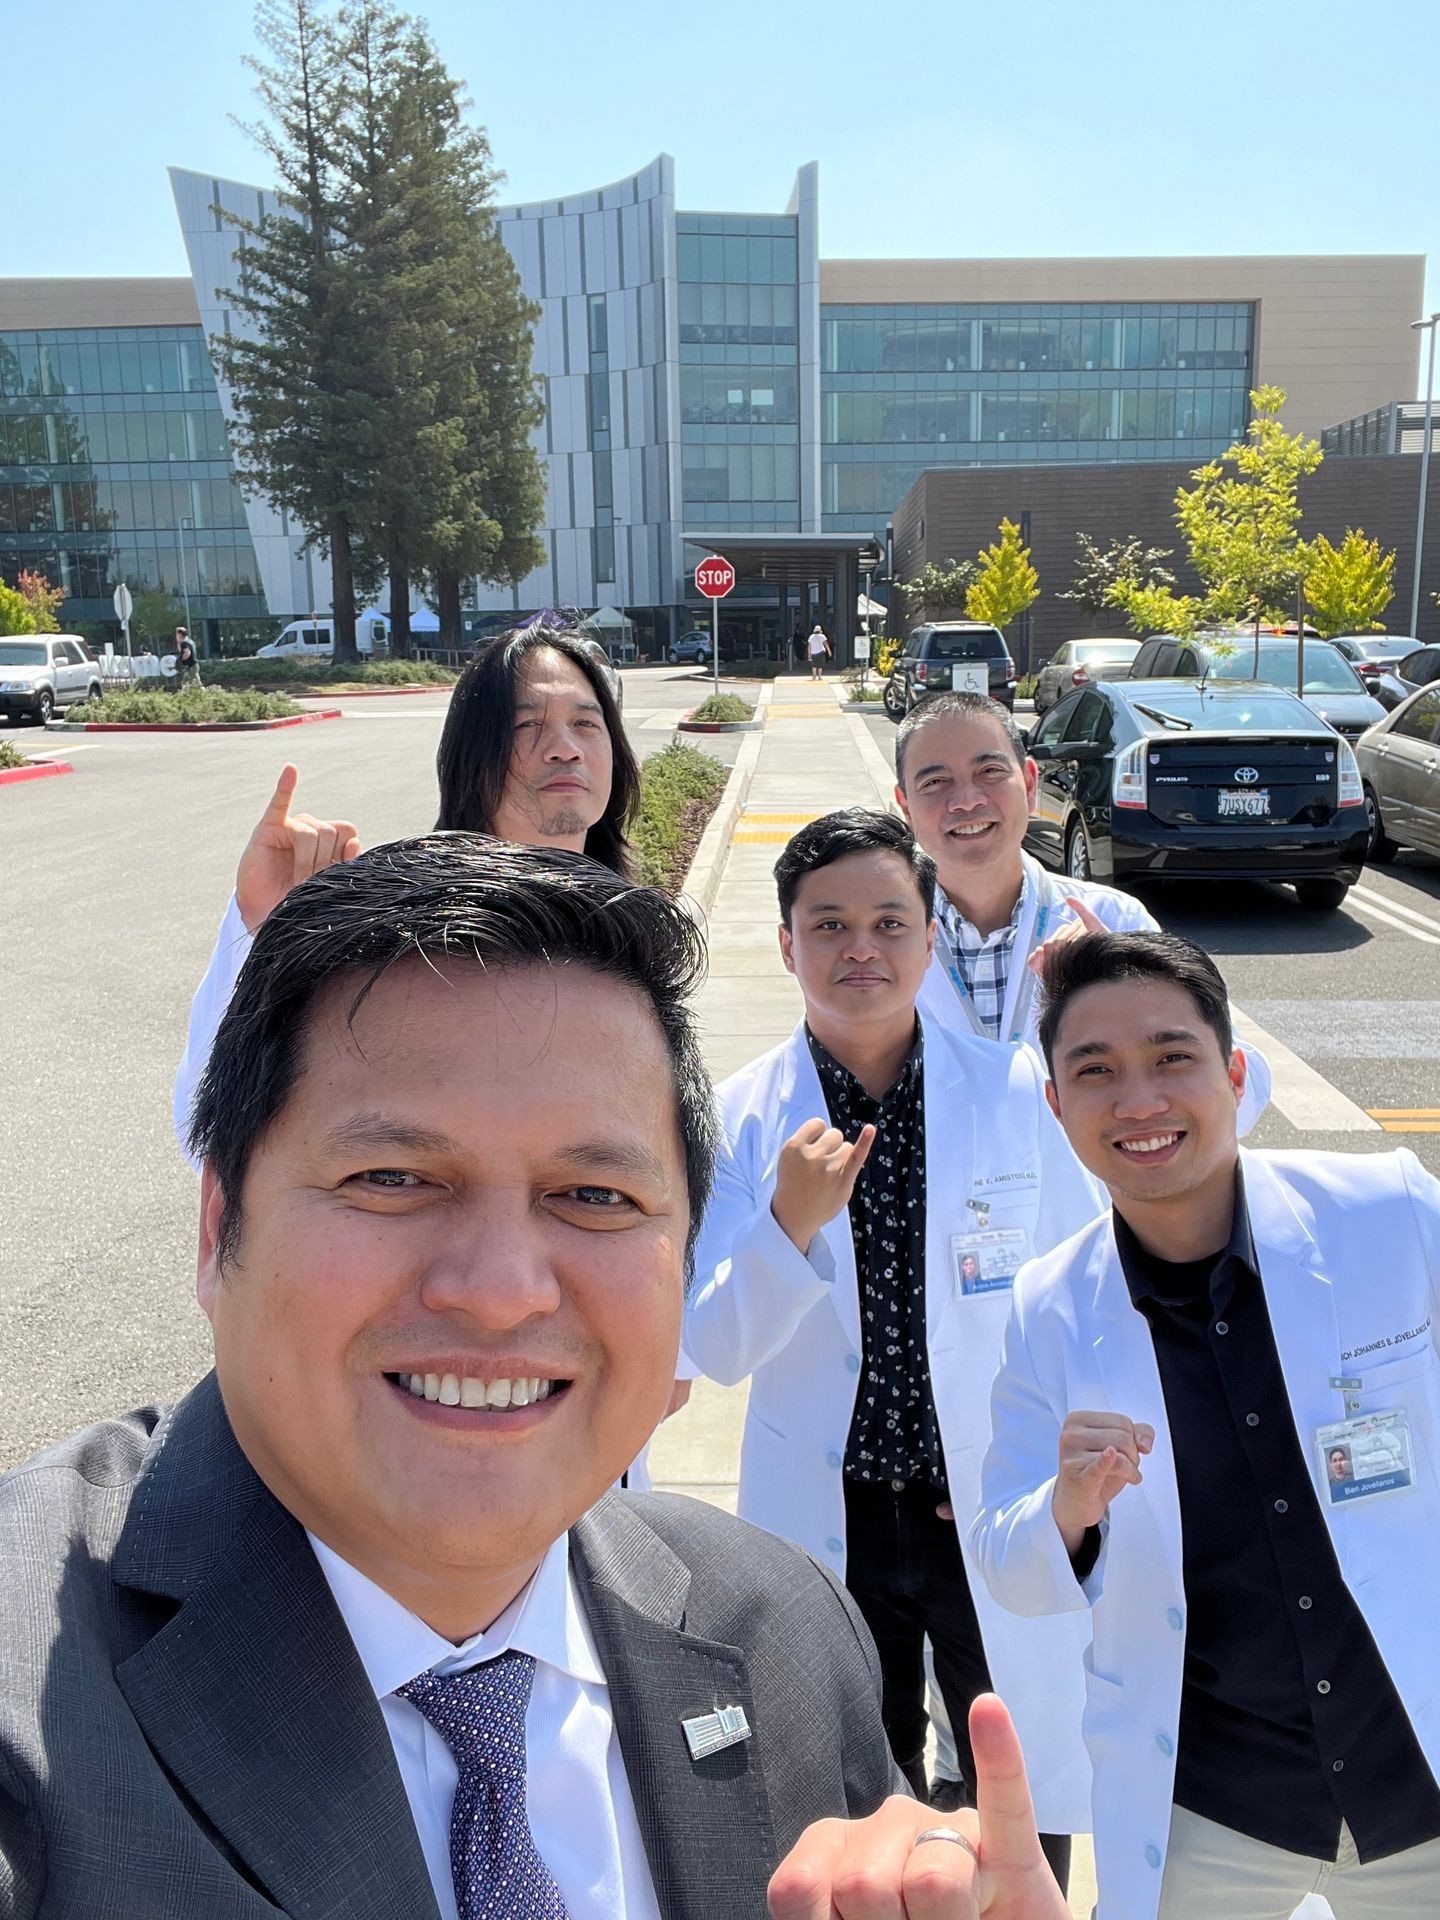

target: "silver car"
[1033,637,1141,715]
[1356,684,1440,863]
[0,635,104,724]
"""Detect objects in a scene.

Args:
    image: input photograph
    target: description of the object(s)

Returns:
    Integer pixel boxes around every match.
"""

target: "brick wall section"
[893,458,1440,669]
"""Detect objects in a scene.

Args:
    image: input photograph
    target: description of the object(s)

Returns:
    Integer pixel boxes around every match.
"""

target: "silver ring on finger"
[912,1827,980,1866]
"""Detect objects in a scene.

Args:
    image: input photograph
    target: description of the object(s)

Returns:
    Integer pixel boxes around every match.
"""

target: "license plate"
[1217,788,1271,818]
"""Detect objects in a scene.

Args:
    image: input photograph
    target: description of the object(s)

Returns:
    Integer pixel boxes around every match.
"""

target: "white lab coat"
[174,892,251,1165]
[969,1147,1440,1920]
[916,852,1272,1137]
[684,1013,1107,1832]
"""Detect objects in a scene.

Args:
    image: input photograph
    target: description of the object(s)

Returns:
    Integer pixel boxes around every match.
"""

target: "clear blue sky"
[8,0,1437,392]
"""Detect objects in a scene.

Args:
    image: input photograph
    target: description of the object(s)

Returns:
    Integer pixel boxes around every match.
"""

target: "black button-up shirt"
[1117,1167,1440,1862]
[807,1024,945,1492]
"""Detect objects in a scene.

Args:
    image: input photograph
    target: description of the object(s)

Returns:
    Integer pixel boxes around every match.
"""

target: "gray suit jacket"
[0,1375,902,1918]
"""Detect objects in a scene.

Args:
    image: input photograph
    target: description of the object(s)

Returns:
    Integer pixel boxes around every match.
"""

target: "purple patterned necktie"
[399,1650,569,1920]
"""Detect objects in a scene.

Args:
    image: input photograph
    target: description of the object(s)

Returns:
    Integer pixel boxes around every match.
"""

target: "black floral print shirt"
[807,1024,946,1493]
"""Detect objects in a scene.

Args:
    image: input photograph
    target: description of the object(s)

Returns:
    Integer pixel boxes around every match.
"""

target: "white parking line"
[1229,1005,1382,1133]
[1348,887,1440,947]
[1350,883,1440,936]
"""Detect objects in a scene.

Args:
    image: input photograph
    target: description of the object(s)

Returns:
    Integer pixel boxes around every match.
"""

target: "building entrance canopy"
[683,530,882,588]
[681,531,886,666]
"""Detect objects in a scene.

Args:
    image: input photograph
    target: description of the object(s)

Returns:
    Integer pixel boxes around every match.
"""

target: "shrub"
[687,693,753,724]
[876,636,901,678]
[0,739,32,770]
[199,656,457,690]
[66,687,303,725]
[632,743,729,892]
[1017,673,1039,701]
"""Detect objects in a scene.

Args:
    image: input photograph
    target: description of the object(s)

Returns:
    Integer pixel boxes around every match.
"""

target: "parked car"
[576,634,624,711]
[1395,645,1440,695]
[1354,685,1440,864]
[1024,677,1370,910]
[1328,635,1417,711]
[1032,637,1141,715]
[883,622,1016,719]
[0,634,104,724]
[256,611,391,659]
[669,631,716,665]
[1128,633,1386,744]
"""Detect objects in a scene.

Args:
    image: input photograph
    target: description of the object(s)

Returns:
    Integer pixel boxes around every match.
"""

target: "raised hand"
[1026,895,1107,978]
[770,1117,877,1254]
[1051,1408,1155,1552]
[767,1693,1067,1918]
[235,764,362,934]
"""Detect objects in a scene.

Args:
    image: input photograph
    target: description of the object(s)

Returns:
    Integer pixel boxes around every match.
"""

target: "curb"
[62,709,343,734]
[292,685,454,699]
[0,758,73,787]
[676,712,764,734]
[831,684,901,812]
[677,682,774,920]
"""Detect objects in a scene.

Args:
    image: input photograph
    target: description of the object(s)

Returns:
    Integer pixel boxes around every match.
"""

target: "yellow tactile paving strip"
[1367,1110,1440,1133]
[731,807,823,846]
[766,704,846,718]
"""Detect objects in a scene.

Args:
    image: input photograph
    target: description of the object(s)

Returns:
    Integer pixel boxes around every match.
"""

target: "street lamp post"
[1409,312,1440,638]
[177,516,195,649]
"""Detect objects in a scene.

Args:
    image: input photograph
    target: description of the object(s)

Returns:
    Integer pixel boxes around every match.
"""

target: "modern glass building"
[0,312,265,643]
[819,301,1256,532]
[1,165,1421,657]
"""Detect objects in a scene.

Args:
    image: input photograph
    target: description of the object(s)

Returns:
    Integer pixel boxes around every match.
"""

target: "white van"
[257,610,390,659]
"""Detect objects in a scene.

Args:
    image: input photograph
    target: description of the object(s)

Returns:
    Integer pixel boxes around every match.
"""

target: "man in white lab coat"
[685,808,1105,1890]
[970,928,1440,1920]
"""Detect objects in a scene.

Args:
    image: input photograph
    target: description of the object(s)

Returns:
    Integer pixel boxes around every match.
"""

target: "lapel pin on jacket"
[681,1703,752,1761]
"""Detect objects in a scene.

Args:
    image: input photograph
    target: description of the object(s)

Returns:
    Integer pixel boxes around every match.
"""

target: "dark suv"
[1128,633,1386,744]
[884,622,1016,718]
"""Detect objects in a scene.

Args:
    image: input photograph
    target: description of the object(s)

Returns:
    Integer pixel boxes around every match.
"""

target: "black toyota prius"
[1025,678,1371,910]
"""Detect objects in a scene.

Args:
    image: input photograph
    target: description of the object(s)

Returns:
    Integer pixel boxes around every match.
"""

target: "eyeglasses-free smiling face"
[492,647,614,847]
[778,849,936,1033]
[197,956,689,1631]
[1044,977,1246,1215]
[895,711,1037,889]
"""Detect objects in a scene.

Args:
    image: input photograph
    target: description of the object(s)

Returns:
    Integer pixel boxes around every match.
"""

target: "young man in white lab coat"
[685,808,1105,1890]
[970,928,1440,1920]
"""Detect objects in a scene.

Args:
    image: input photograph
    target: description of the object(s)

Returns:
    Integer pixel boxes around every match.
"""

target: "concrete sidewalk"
[648,678,1104,1915]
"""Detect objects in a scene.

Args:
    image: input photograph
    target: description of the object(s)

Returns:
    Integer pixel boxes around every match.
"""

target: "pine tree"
[966,519,1040,631]
[1303,529,1396,638]
[215,0,369,660]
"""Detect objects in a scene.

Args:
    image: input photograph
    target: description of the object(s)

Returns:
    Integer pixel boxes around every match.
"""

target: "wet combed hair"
[1037,929,1234,1075]
[435,626,640,878]
[189,834,718,1280]
[772,807,937,927]
[894,689,1028,788]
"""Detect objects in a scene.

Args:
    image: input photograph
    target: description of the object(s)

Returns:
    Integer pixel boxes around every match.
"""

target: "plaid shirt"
[937,869,1032,1041]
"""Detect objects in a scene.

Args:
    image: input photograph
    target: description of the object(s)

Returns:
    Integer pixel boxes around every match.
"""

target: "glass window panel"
[678,282,701,339]
[698,236,724,282]
[53,343,82,394]
[677,234,701,281]
[138,342,163,392]
[592,448,613,511]
[0,483,13,533]
[727,446,750,497]
[722,234,747,280]
[773,283,797,341]
[587,294,608,354]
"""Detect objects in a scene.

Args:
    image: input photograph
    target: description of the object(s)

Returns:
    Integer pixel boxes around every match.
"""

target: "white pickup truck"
[0,635,105,724]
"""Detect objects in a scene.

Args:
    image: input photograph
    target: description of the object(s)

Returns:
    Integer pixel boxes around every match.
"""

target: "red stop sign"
[695,555,736,599]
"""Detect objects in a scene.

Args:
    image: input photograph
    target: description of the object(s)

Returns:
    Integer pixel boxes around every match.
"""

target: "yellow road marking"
[732,831,799,844]
[1375,1122,1440,1133]
[1367,1109,1440,1118]
[741,812,822,824]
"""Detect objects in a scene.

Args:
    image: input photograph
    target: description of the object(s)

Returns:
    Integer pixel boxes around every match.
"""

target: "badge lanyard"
[936,865,1056,1048]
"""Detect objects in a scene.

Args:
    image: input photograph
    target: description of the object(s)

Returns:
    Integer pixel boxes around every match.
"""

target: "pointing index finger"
[969,1693,1048,1880]
[1064,895,1107,934]
[261,762,300,822]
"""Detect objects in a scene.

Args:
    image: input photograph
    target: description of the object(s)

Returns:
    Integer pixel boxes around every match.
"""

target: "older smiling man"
[0,836,1068,1920]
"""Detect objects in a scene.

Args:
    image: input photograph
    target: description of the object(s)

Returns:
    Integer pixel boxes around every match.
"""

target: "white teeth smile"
[948,822,994,837]
[1117,1134,1181,1155]
[399,1373,558,1408]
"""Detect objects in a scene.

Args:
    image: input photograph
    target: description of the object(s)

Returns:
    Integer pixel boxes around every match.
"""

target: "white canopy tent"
[582,603,637,661]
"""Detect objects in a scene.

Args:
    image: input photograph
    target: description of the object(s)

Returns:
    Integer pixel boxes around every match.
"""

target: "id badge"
[1316,1409,1415,1505]
[952,1229,1029,1297]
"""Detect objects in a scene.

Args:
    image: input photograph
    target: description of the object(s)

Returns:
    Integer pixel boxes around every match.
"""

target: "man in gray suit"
[0,837,1064,1919]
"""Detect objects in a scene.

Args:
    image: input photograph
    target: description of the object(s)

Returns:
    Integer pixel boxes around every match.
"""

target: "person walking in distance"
[807,622,832,681]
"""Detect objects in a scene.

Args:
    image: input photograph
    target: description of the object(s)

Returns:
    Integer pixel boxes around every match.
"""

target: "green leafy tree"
[897,558,978,619]
[0,581,39,636]
[1059,533,1174,615]
[215,0,369,660]
[1303,529,1396,637]
[127,587,189,648]
[965,519,1039,630]
[1108,387,1324,638]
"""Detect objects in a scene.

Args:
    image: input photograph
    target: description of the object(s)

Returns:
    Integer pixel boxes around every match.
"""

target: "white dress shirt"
[309,1532,662,1920]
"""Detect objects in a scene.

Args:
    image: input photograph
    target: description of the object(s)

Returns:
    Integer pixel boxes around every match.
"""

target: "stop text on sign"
[695,555,736,599]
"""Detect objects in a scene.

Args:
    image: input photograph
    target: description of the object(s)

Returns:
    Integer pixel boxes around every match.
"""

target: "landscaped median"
[676,693,762,734]
[62,687,341,733]
[200,657,458,697]
[633,743,731,891]
[0,739,72,787]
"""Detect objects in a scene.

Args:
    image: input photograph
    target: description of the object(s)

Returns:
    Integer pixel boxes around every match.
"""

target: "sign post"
[112,582,134,657]
[694,553,735,696]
